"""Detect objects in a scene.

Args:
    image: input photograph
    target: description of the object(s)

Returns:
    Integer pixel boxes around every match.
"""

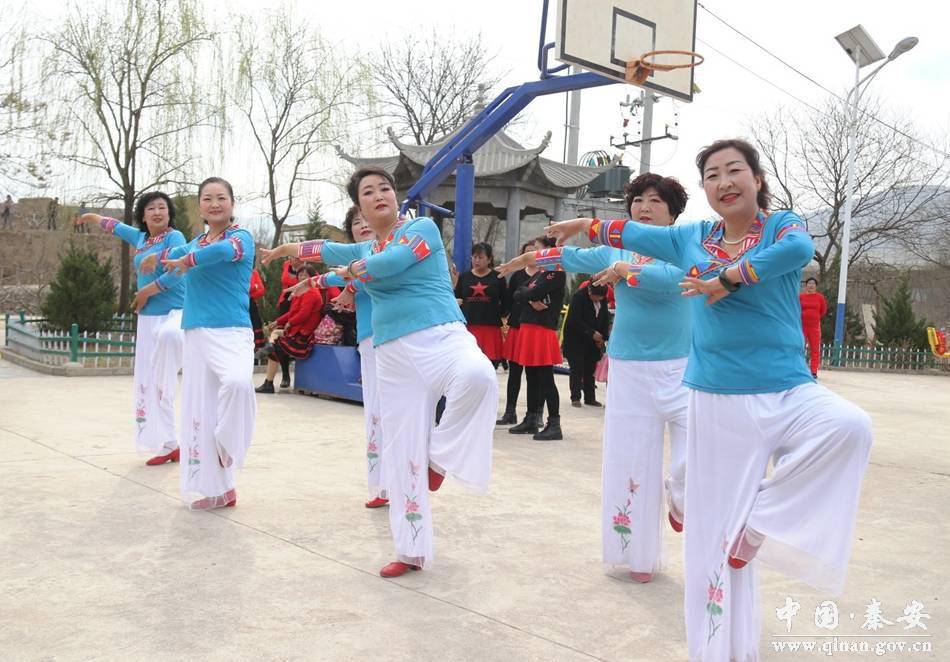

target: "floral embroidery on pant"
[706,537,730,643]
[187,419,201,481]
[135,384,147,435]
[367,415,380,473]
[706,568,725,643]
[405,459,423,543]
[612,478,640,553]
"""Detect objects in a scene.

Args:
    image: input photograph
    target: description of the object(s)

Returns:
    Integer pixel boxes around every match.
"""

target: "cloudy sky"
[23,0,950,229]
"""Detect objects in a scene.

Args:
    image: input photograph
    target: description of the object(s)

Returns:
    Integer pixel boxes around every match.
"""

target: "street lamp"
[831,26,918,359]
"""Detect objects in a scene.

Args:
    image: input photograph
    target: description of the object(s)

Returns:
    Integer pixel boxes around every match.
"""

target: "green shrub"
[41,244,117,333]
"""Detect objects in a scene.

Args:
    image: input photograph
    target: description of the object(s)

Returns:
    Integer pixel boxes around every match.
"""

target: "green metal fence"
[818,343,938,371]
[4,312,136,368]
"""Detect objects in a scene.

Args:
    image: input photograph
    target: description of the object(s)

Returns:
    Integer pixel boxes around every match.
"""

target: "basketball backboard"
[554,0,698,102]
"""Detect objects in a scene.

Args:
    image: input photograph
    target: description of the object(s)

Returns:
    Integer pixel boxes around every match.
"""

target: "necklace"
[721,235,746,246]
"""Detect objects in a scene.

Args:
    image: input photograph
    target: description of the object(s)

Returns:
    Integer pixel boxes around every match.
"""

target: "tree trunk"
[117,197,134,313]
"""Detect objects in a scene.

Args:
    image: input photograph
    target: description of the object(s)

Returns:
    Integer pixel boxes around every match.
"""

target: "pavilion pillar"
[505,187,522,261]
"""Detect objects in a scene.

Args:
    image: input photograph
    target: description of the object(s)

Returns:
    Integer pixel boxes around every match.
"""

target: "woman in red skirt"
[456,242,507,366]
[496,241,535,424]
[508,236,566,441]
[256,263,323,393]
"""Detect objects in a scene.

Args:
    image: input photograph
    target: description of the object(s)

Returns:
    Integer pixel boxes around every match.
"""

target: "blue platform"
[293,344,363,404]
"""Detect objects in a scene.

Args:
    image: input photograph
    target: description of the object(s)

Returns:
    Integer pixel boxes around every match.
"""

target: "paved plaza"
[0,357,947,661]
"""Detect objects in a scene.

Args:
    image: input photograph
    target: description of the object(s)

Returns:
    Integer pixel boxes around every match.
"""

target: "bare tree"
[367,32,501,146]
[750,96,950,282]
[233,12,352,247]
[0,13,53,189]
[42,0,217,311]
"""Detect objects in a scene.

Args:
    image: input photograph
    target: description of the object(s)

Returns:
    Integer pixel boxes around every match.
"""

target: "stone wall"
[0,229,125,313]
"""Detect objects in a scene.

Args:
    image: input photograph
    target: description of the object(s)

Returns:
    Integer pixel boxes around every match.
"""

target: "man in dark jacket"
[563,283,610,406]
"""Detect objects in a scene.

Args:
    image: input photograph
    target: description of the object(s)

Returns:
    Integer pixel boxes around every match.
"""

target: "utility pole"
[565,66,582,164]
[639,91,654,175]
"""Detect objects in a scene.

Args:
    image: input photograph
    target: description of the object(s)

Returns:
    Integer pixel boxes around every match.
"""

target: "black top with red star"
[514,270,566,330]
[455,269,508,326]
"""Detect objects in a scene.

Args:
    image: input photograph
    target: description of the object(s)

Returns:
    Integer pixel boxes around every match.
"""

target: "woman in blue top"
[76,192,186,466]
[151,177,257,511]
[499,173,692,583]
[547,139,873,662]
[264,166,498,578]
[276,205,391,511]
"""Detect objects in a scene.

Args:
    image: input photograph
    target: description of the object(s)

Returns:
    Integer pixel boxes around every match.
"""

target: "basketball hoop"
[625,50,704,85]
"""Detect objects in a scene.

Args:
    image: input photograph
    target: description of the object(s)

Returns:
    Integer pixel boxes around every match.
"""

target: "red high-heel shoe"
[365,497,390,508]
[146,448,179,466]
[379,561,421,578]
[668,511,683,533]
[428,466,445,492]
[191,489,237,510]
[629,570,655,583]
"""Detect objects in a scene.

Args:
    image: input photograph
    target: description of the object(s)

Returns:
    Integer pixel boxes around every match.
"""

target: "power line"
[696,1,950,162]
[696,37,825,116]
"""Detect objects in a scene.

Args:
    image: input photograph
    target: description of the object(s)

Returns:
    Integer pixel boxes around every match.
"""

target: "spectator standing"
[562,282,610,406]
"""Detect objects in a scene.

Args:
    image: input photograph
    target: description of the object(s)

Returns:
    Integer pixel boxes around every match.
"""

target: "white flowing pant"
[132,310,184,453]
[358,337,386,499]
[602,357,688,574]
[375,322,498,567]
[684,383,873,662]
[179,327,256,507]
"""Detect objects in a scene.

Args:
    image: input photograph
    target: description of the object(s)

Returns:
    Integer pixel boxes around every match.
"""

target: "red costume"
[799,291,827,375]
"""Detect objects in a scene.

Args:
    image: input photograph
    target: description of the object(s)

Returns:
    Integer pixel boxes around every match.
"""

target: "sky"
[18,0,950,231]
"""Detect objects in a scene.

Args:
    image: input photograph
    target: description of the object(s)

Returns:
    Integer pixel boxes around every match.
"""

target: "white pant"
[602,357,688,574]
[179,327,256,507]
[358,337,386,499]
[684,383,873,661]
[375,323,498,567]
[132,310,184,453]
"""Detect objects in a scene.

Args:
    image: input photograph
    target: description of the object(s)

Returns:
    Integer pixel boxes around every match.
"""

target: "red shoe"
[379,561,421,578]
[146,448,179,466]
[191,489,237,510]
[428,466,445,492]
[629,571,655,583]
[727,528,763,569]
[365,497,390,508]
[668,511,683,533]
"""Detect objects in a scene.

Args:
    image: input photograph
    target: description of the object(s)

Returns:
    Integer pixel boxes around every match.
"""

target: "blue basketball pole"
[399,71,615,270]
[454,158,475,272]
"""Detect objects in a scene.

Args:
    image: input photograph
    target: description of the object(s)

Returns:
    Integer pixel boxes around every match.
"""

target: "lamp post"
[832,26,918,361]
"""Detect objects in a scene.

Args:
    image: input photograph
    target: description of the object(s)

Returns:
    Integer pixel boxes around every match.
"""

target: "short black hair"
[588,283,608,297]
[133,191,177,232]
[805,277,818,285]
[624,173,689,221]
[472,242,494,266]
[198,176,234,200]
[535,235,557,248]
[298,263,318,278]
[346,166,396,205]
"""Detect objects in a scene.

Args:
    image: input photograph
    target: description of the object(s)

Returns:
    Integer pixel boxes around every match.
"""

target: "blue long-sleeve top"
[100,218,185,315]
[166,225,255,330]
[588,210,814,394]
[309,270,374,344]
[535,244,691,361]
[296,217,463,346]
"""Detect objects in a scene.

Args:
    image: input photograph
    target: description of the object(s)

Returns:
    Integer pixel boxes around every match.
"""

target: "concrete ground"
[0,356,947,661]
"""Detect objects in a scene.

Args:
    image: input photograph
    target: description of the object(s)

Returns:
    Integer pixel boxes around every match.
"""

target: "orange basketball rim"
[625,50,704,85]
